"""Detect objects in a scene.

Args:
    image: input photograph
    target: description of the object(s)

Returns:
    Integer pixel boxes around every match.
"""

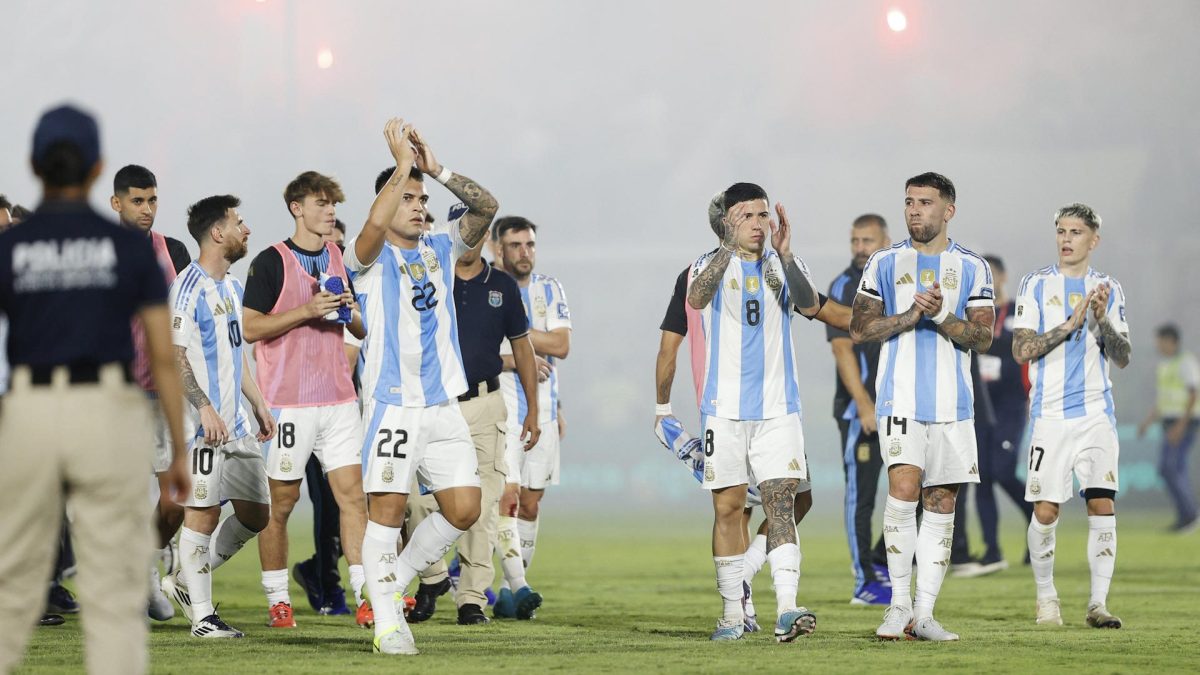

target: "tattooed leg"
[914,483,960,620]
[759,478,802,615]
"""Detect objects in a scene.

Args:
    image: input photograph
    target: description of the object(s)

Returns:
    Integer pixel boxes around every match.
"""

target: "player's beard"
[907,221,941,244]
[225,239,248,263]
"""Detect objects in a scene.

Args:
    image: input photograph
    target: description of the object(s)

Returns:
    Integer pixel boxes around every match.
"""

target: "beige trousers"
[407,388,506,608]
[0,365,155,675]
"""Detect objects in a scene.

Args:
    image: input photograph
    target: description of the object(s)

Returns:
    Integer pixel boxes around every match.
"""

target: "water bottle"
[318,272,352,324]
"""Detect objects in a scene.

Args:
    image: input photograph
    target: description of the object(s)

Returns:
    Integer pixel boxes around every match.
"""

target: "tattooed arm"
[935,305,996,352]
[176,345,228,446]
[1098,318,1132,369]
[356,118,415,267]
[410,128,498,248]
[686,248,733,310]
[849,295,922,344]
[1012,290,1092,364]
[781,255,819,315]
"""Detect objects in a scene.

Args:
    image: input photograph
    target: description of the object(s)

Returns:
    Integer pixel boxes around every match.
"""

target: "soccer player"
[491,215,570,620]
[827,214,892,606]
[162,195,276,638]
[346,119,506,656]
[109,164,191,621]
[1012,203,1131,628]
[242,171,370,628]
[850,172,995,642]
[686,183,821,643]
[656,192,848,630]
[1138,324,1199,533]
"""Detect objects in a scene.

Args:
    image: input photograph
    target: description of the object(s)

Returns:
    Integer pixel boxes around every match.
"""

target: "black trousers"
[838,417,887,586]
[305,455,342,599]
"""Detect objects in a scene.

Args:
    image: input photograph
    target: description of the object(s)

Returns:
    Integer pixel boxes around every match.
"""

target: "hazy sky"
[3,1,1197,512]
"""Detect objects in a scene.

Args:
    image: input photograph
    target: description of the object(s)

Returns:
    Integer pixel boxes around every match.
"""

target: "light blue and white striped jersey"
[345,224,469,408]
[693,249,809,421]
[1013,265,1128,421]
[857,239,994,423]
[169,262,250,442]
[500,272,571,426]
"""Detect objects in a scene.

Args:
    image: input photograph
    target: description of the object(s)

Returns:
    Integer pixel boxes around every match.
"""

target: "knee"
[243,504,271,533]
[271,491,300,520]
[1084,491,1116,516]
[1033,501,1059,524]
[446,504,480,531]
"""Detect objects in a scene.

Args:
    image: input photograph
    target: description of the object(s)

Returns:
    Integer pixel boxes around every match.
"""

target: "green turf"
[16,512,1200,674]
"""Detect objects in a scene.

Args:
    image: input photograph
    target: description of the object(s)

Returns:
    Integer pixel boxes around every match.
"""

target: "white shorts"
[504,421,561,490]
[262,402,362,481]
[880,416,980,488]
[147,394,172,474]
[361,398,481,495]
[180,435,270,508]
[1025,413,1119,504]
[701,413,808,491]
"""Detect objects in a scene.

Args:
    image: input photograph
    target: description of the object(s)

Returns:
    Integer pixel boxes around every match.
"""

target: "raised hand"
[383,117,414,167]
[722,202,750,250]
[1090,283,1110,323]
[769,202,793,258]
[1069,288,1095,332]
[410,127,443,177]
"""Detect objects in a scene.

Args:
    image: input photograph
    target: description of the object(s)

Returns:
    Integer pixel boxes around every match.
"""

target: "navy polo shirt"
[0,201,167,367]
[827,262,881,421]
[454,260,528,384]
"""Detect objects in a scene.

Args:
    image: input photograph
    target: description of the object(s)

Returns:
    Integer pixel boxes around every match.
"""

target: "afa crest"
[1030,477,1042,495]
[765,270,782,292]
[888,438,903,457]
[942,269,958,290]
[704,463,715,482]
[534,296,547,317]
[280,454,293,474]
[194,479,208,502]
[382,462,395,484]
[422,249,440,273]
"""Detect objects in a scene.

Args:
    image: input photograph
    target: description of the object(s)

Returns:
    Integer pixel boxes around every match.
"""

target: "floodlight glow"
[317,48,334,69]
[887,9,907,32]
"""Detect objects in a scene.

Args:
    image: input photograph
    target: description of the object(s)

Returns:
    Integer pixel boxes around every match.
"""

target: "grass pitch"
[17,511,1200,674]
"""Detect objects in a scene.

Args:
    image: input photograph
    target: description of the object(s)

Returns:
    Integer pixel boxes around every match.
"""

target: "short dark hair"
[284,171,344,214]
[853,213,888,231]
[722,183,769,212]
[983,254,1005,273]
[33,141,93,188]
[374,165,424,195]
[1157,324,1180,342]
[425,212,436,224]
[333,218,346,234]
[492,215,537,241]
[11,205,32,221]
[186,195,241,244]
[113,164,157,195]
[905,172,956,203]
[0,195,10,211]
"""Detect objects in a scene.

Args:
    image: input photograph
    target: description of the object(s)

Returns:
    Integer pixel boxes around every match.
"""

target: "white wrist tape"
[435,166,453,185]
[931,305,952,325]
[655,403,672,416]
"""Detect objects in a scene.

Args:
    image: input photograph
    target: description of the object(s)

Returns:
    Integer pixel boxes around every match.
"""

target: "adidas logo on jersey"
[1104,471,1115,482]
[968,464,979,475]
[787,459,801,471]
[895,273,914,285]
[1047,296,1063,307]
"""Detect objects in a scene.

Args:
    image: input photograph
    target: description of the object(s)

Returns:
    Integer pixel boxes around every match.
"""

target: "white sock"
[883,496,919,610]
[1087,515,1117,606]
[1027,516,1058,600]
[209,517,257,571]
[497,516,527,590]
[362,520,402,636]
[767,543,800,616]
[743,534,768,584]
[349,564,366,607]
[261,569,290,606]
[714,555,745,622]
[179,527,214,621]
[517,517,539,570]
[913,511,954,620]
[395,512,465,593]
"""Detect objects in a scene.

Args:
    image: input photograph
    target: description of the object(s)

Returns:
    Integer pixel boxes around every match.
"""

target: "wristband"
[931,305,952,325]
[655,403,672,416]
[435,166,453,185]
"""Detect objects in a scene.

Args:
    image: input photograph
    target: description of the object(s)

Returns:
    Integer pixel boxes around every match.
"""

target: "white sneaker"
[373,624,419,655]
[161,570,194,623]
[875,605,913,640]
[910,616,959,641]
[192,613,244,638]
[148,568,175,621]
[1086,603,1122,629]
[1036,598,1063,625]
